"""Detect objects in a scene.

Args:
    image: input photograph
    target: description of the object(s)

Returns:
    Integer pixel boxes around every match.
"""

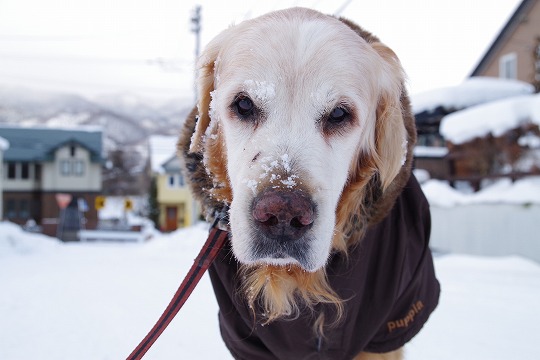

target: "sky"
[0,0,523,101]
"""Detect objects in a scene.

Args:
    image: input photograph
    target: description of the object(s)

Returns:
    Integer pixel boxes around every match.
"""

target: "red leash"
[127,224,229,360]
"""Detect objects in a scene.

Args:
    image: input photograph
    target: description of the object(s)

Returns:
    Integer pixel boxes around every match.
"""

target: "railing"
[429,203,540,262]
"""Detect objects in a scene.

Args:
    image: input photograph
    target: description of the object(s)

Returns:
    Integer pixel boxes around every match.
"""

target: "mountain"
[0,86,193,149]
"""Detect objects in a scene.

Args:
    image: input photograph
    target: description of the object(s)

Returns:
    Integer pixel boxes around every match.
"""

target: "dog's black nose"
[251,190,315,241]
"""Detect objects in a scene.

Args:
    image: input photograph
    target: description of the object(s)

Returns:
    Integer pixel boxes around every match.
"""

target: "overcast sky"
[0,0,522,101]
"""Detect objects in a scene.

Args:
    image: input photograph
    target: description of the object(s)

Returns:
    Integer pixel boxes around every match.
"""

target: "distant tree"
[102,148,150,195]
[147,177,160,229]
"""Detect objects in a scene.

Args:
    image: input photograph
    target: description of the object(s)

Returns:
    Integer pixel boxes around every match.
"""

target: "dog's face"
[190,8,407,272]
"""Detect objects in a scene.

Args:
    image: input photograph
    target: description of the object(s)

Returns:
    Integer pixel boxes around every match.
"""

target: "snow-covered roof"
[411,77,534,114]
[148,135,179,173]
[440,93,540,145]
[421,176,540,207]
[0,136,9,151]
[414,146,449,158]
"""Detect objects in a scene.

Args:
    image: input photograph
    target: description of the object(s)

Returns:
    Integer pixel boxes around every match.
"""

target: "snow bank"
[97,195,150,225]
[422,176,540,207]
[411,77,534,114]
[0,221,59,256]
[440,93,540,145]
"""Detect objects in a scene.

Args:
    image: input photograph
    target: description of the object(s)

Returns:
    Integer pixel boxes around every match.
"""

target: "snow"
[243,80,276,102]
[406,254,540,360]
[98,196,144,220]
[440,93,540,145]
[421,176,540,207]
[411,77,534,114]
[97,196,151,229]
[414,145,448,158]
[1,219,539,360]
[0,136,9,151]
[0,122,103,133]
[518,132,540,148]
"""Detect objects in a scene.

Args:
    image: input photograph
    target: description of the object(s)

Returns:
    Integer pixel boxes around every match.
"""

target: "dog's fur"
[179,8,417,359]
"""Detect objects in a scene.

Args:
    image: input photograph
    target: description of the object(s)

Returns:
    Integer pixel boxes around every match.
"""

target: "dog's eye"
[328,107,349,124]
[234,96,255,118]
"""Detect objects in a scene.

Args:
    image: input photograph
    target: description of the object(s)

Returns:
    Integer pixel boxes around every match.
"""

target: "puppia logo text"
[387,300,424,333]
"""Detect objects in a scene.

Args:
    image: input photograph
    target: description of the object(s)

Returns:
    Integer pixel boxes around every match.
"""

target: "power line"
[334,0,354,16]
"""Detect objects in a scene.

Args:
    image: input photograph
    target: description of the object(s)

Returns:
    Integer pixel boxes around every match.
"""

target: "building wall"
[477,1,540,84]
[41,145,101,191]
[3,162,41,191]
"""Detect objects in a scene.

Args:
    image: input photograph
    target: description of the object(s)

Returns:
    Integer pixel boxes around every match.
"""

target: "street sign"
[95,196,106,210]
[56,193,72,210]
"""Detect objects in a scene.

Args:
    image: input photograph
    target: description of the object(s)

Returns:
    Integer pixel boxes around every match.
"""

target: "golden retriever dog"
[179,7,439,360]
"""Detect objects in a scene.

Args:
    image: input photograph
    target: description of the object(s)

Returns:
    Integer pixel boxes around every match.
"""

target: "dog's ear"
[371,42,408,191]
[188,33,224,154]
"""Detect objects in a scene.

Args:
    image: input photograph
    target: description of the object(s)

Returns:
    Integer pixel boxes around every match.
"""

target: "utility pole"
[191,5,202,102]
[190,5,202,225]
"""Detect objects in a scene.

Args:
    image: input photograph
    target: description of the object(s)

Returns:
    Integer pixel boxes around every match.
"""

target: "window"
[60,160,71,175]
[60,159,86,176]
[167,174,185,188]
[70,145,76,157]
[7,162,16,179]
[21,163,30,179]
[73,160,84,176]
[5,199,16,219]
[499,53,517,79]
[178,173,185,187]
[19,200,30,219]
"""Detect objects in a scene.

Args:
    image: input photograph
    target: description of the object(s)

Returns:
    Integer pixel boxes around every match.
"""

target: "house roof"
[470,0,536,76]
[0,125,103,162]
[161,154,181,172]
[148,135,178,173]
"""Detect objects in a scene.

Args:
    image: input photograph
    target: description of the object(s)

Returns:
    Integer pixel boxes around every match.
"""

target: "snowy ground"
[1,221,539,360]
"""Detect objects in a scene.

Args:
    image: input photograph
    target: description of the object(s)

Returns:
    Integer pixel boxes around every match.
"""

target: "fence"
[430,204,540,262]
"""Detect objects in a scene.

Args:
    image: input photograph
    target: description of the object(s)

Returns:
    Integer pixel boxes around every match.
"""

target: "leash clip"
[211,206,230,232]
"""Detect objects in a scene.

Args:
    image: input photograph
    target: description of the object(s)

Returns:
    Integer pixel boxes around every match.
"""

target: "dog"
[179,7,439,360]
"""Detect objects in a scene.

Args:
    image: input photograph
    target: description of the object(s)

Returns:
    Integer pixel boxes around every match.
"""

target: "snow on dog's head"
[189,8,407,272]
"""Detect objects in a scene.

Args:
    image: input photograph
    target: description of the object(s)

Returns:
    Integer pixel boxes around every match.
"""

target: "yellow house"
[156,154,195,231]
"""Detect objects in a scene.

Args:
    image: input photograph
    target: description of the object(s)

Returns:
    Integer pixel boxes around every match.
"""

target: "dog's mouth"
[250,235,315,270]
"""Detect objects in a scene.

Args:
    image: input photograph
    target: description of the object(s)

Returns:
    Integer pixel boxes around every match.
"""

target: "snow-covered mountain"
[0,86,193,149]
